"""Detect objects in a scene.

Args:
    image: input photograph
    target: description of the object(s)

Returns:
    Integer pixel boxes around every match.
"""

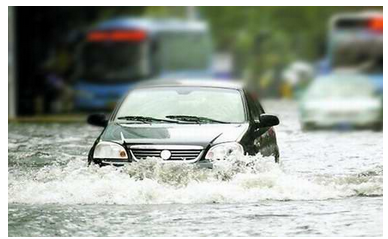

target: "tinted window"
[245,91,264,121]
[246,96,260,121]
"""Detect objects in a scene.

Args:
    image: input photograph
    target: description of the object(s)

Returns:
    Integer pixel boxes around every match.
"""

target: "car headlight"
[93,141,128,159]
[205,142,244,161]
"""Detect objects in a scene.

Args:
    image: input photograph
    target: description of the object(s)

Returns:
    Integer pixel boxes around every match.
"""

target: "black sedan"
[87,79,280,167]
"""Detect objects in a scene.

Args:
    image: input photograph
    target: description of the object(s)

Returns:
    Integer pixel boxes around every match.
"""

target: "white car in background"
[299,74,382,131]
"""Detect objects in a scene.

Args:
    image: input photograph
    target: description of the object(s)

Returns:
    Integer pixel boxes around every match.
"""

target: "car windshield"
[115,87,246,123]
[306,79,376,99]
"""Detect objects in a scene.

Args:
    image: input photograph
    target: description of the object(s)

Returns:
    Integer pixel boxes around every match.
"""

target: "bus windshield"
[332,37,382,74]
[76,41,148,82]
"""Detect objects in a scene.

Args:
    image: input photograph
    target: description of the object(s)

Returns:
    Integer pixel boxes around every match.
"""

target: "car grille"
[128,145,204,161]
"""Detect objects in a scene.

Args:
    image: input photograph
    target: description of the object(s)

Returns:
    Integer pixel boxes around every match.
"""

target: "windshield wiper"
[117,116,179,124]
[165,115,230,124]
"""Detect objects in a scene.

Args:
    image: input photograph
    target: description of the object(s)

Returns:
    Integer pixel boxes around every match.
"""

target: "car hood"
[100,122,249,147]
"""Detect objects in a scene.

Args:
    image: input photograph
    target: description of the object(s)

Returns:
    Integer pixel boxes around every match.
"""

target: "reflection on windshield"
[115,87,246,123]
[77,42,147,82]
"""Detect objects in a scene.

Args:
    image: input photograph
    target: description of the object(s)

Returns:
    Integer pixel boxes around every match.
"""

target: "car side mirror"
[87,113,108,127]
[255,114,280,128]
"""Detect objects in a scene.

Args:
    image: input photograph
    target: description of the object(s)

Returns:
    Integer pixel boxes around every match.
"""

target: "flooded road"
[8,100,382,236]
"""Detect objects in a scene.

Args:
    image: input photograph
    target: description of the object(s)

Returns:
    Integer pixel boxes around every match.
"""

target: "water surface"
[8,100,382,236]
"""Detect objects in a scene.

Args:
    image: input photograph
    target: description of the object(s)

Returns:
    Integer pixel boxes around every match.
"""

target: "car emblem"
[160,150,171,160]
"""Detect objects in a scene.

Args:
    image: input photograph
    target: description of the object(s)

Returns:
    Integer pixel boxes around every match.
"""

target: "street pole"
[8,6,16,118]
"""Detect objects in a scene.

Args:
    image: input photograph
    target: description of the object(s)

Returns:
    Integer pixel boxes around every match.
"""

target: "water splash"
[8,154,382,205]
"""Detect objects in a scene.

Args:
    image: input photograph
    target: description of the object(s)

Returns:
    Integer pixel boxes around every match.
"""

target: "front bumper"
[93,158,214,168]
[93,144,212,167]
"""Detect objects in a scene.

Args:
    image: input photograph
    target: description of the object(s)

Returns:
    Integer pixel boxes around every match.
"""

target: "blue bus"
[323,12,383,94]
[73,18,213,110]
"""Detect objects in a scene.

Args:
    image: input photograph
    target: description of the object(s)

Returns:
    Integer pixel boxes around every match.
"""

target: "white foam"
[8,155,382,205]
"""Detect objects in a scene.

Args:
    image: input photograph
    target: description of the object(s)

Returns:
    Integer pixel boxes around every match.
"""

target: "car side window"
[256,101,265,115]
[245,91,261,121]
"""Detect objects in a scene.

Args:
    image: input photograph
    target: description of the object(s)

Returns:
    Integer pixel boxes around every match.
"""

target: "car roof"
[133,78,245,90]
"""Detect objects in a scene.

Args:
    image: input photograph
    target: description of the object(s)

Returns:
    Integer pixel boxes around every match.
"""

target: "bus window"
[76,41,149,83]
